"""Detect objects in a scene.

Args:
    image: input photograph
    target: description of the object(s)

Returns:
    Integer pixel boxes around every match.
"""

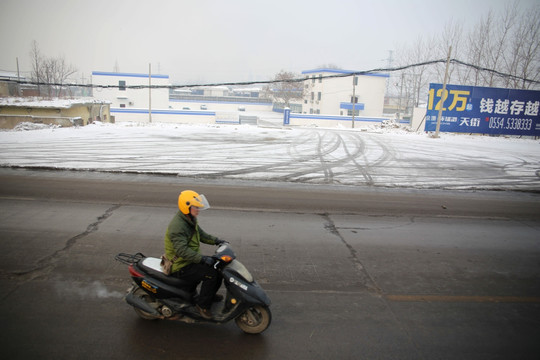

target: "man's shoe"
[196,305,212,319]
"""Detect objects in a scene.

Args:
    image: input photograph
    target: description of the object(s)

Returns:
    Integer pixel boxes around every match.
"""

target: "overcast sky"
[0,0,536,85]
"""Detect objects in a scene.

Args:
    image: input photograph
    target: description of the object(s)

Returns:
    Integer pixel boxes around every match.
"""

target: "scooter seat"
[137,257,194,290]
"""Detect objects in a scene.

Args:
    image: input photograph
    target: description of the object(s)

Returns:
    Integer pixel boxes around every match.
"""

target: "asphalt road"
[1,169,539,359]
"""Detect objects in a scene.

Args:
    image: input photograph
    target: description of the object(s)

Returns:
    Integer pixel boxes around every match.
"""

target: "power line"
[449,59,539,85]
[6,58,540,89]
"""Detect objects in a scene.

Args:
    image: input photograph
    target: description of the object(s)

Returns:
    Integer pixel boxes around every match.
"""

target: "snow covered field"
[1,121,539,191]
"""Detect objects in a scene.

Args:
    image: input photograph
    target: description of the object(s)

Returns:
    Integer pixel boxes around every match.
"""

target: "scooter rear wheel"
[235,305,271,334]
[132,288,160,320]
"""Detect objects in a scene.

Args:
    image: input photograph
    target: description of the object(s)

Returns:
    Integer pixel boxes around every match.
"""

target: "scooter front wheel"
[235,305,272,334]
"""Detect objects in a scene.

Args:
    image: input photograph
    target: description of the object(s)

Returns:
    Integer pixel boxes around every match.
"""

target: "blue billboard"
[425,83,540,136]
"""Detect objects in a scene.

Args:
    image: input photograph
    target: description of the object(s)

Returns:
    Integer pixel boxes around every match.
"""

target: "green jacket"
[164,211,218,273]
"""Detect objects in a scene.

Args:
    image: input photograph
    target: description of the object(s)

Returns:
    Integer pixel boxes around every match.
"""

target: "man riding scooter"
[163,190,226,319]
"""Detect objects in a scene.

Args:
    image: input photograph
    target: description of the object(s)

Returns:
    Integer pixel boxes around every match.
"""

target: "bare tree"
[435,20,464,83]
[29,40,43,94]
[394,34,439,112]
[28,40,77,98]
[464,13,491,86]
[464,4,518,87]
[503,5,540,89]
[52,55,77,96]
[487,3,517,87]
[264,70,304,107]
[393,0,539,115]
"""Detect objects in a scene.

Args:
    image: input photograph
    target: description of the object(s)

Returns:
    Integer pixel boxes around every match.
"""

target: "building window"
[312,76,315,84]
[311,92,314,100]
[119,80,126,91]
[351,96,359,103]
[317,92,321,101]
[120,103,126,108]
[319,75,322,83]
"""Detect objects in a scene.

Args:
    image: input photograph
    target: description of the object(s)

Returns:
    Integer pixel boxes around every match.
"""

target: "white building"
[91,71,216,124]
[91,71,170,109]
[301,68,388,118]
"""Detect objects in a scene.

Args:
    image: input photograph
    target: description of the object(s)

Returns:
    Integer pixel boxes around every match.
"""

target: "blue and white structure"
[296,68,389,128]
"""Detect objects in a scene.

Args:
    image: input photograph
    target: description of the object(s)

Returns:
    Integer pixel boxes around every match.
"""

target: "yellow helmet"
[178,190,210,214]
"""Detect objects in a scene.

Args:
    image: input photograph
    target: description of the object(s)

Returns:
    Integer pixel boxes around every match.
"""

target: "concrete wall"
[0,82,10,96]
[288,113,388,129]
[110,98,272,123]
[411,107,427,132]
[110,108,217,124]
[0,102,110,128]
[169,99,273,112]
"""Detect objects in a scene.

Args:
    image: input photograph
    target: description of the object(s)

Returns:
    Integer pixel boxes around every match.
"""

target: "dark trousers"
[174,263,222,309]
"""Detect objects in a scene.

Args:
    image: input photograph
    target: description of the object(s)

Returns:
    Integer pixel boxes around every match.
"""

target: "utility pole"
[351,75,356,129]
[16,57,21,96]
[398,72,404,119]
[149,63,152,123]
[385,50,393,94]
[434,46,452,138]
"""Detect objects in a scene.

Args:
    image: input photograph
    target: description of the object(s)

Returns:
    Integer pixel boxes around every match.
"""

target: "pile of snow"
[11,122,61,131]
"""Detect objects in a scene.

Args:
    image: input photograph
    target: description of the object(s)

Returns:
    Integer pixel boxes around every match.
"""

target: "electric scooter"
[115,244,271,334]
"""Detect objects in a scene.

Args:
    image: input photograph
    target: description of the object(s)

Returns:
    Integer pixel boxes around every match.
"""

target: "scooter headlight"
[219,255,233,262]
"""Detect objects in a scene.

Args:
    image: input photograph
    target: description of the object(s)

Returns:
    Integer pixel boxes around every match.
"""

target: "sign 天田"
[425,83,540,136]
